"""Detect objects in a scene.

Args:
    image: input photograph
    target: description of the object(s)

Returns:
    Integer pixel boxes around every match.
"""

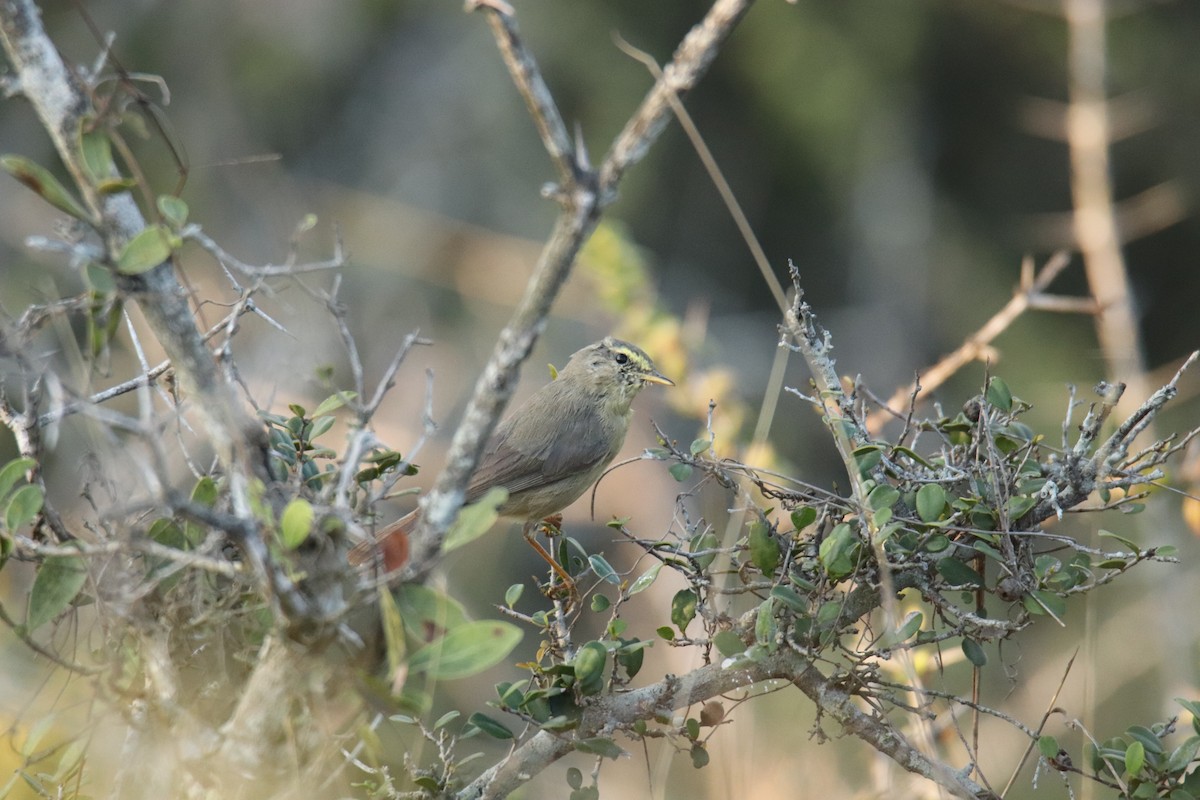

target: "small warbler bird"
[351,337,673,573]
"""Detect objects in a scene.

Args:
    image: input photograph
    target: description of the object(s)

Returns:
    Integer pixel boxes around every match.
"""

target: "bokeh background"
[2,0,1199,797]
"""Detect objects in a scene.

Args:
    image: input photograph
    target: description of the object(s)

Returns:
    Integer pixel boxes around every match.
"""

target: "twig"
[867,252,1086,434]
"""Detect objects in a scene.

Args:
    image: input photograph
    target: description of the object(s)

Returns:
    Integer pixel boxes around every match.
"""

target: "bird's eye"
[614,352,629,365]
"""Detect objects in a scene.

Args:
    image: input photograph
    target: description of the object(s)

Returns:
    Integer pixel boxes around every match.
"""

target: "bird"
[349,337,673,576]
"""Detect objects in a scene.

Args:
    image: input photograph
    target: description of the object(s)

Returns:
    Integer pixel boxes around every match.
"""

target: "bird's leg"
[521,519,576,601]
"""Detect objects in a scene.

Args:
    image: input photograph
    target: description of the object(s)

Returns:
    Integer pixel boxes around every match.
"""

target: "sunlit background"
[2,0,1199,797]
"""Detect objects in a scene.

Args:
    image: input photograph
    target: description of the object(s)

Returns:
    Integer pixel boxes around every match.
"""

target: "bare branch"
[405,0,754,576]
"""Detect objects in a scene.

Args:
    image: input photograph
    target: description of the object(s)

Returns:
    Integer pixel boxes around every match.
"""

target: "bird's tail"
[348,509,417,573]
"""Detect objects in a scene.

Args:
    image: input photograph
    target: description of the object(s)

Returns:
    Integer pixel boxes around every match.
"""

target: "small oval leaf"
[1,154,90,220]
[936,557,983,588]
[156,194,189,228]
[748,520,779,575]
[916,484,947,523]
[986,377,1013,412]
[443,487,508,552]
[962,637,987,667]
[27,553,88,632]
[116,225,174,274]
[867,484,900,512]
[5,484,44,531]
[407,621,522,680]
[0,458,36,503]
[1125,740,1145,777]
[671,589,698,633]
[713,630,746,657]
[627,563,661,596]
[467,712,513,740]
[573,641,608,696]
[1038,735,1059,760]
[279,499,314,549]
[668,463,693,482]
[588,554,620,585]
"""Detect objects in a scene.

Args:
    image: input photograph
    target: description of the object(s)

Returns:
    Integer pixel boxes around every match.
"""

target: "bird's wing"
[466,402,615,501]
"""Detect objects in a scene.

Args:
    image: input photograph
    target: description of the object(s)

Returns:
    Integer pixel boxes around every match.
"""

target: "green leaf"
[690,743,710,769]
[1098,529,1139,549]
[747,520,779,575]
[407,620,522,680]
[1127,725,1165,755]
[924,534,951,553]
[443,487,508,552]
[567,767,583,790]
[616,637,646,678]
[627,563,661,595]
[1177,698,1200,735]
[671,589,698,633]
[936,557,983,588]
[116,225,174,274]
[1,154,91,220]
[668,463,693,482]
[879,612,922,648]
[84,261,116,294]
[588,554,620,585]
[1125,740,1145,777]
[689,531,719,571]
[573,641,607,696]
[818,523,857,580]
[1038,735,1060,760]
[656,626,675,641]
[1023,589,1067,619]
[309,415,336,440]
[156,194,189,228]
[769,585,807,613]
[5,484,44,531]
[986,377,1013,411]
[378,585,406,678]
[575,737,624,759]
[504,583,524,609]
[590,594,610,613]
[690,437,710,455]
[393,584,470,642]
[755,597,777,650]
[467,712,513,740]
[27,554,88,631]
[713,630,746,657]
[433,710,461,729]
[1006,495,1036,520]
[1167,736,1200,773]
[312,391,355,417]
[915,484,947,523]
[867,484,900,512]
[790,506,817,531]
[852,445,882,475]
[79,129,116,184]
[279,499,313,549]
[962,637,987,667]
[0,458,36,503]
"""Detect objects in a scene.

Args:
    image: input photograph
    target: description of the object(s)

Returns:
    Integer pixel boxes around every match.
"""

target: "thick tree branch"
[459,647,998,800]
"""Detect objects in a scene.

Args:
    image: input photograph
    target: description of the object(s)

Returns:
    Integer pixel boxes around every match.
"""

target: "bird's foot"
[523,528,578,605]
[537,514,564,536]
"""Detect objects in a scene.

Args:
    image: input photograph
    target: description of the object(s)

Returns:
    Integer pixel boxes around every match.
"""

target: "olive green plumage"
[467,336,672,519]
[352,336,671,570]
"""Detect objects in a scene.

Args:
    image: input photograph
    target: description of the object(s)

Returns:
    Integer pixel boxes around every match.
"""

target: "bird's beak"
[642,370,674,387]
